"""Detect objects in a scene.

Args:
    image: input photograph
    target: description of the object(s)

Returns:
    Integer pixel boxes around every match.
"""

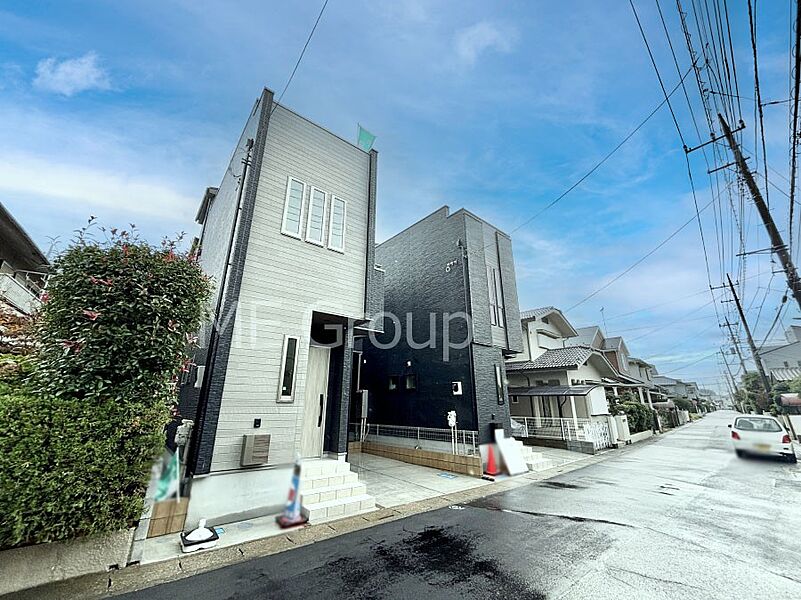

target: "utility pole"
[727,274,772,406]
[719,114,801,313]
[719,349,741,411]
[722,317,748,377]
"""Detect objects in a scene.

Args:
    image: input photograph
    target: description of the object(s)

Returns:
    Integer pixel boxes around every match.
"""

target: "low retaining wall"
[629,430,654,444]
[352,441,482,476]
[0,527,134,596]
[518,436,597,455]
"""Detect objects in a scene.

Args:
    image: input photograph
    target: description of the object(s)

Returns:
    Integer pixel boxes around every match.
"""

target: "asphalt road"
[118,411,801,600]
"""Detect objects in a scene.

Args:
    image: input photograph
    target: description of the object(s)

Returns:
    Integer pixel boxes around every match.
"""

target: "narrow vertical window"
[495,364,505,405]
[278,335,299,401]
[328,196,346,252]
[487,266,497,325]
[494,268,505,328]
[305,187,327,245]
[281,178,305,238]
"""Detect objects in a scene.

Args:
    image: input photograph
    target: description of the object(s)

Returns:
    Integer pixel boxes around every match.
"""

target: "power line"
[506,64,694,236]
[566,195,715,312]
[659,350,719,374]
[630,0,686,145]
[626,298,717,342]
[757,293,789,349]
[789,0,801,252]
[748,0,771,212]
[272,0,330,112]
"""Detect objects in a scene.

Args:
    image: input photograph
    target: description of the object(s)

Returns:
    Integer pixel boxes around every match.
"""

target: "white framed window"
[281,177,305,238]
[277,335,300,402]
[305,186,327,245]
[327,196,346,252]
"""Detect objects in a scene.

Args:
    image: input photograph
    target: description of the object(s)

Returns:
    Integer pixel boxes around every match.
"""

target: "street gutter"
[8,432,675,600]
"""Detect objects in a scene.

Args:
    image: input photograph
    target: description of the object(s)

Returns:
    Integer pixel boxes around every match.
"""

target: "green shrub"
[0,388,165,547]
[0,228,210,549]
[0,353,33,388]
[621,401,655,434]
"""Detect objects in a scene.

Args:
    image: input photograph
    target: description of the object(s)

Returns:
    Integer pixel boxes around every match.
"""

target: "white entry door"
[300,345,330,458]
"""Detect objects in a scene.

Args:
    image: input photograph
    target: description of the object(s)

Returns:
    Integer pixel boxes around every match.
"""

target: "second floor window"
[328,196,346,252]
[306,187,327,245]
[281,177,305,238]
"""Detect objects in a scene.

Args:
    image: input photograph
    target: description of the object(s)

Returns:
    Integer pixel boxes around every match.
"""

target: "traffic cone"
[485,444,501,477]
[276,457,308,528]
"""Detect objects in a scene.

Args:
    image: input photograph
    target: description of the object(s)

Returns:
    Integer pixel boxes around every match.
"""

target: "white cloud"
[33,52,111,96]
[454,21,516,66]
[0,151,195,222]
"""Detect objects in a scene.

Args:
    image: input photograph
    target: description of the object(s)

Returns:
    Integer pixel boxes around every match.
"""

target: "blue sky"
[1,0,798,394]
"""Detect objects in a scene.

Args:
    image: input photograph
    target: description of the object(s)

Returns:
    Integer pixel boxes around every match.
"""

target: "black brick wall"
[324,323,355,454]
[361,207,519,443]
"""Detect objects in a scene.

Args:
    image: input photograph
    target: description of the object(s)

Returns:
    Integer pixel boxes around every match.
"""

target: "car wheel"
[786,453,798,464]
[735,450,745,458]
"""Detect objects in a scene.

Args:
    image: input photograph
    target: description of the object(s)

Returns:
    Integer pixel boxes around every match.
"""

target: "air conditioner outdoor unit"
[240,433,271,467]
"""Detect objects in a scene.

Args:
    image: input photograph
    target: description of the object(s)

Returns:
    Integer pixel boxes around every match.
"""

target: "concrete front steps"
[510,439,557,473]
[300,459,376,523]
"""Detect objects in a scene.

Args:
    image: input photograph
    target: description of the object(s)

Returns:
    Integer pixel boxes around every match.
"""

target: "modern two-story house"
[360,206,524,444]
[180,88,383,525]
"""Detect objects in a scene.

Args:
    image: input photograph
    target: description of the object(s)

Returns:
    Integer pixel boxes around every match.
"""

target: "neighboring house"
[180,88,383,525]
[507,307,616,423]
[698,388,720,409]
[653,375,701,404]
[758,325,801,383]
[0,202,48,315]
[361,206,523,443]
[565,325,654,406]
[627,357,665,404]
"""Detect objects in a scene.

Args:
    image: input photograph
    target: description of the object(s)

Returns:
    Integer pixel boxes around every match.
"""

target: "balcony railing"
[0,273,40,314]
[513,416,612,450]
[349,422,479,456]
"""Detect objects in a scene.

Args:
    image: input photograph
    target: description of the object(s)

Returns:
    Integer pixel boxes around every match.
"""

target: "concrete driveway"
[116,411,801,599]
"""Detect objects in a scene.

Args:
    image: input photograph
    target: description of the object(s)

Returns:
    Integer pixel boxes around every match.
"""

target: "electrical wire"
[272,0,330,112]
[659,350,719,374]
[566,195,715,312]
[757,293,789,349]
[505,65,695,236]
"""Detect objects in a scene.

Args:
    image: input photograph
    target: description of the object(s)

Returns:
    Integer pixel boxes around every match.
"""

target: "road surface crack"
[477,504,633,528]
[609,565,709,591]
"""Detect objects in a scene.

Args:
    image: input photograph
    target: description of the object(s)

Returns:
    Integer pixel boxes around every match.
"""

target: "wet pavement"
[116,411,801,599]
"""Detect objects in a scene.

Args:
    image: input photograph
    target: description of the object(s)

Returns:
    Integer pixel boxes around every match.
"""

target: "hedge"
[0,229,210,549]
[620,401,654,434]
[0,388,164,547]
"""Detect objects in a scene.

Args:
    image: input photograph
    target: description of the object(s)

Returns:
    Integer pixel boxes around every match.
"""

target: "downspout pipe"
[189,138,253,475]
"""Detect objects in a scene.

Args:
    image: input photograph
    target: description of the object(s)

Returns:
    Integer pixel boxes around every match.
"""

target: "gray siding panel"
[209,104,372,471]
[497,232,523,354]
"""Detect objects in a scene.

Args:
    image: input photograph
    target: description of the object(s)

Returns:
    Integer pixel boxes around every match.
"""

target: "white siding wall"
[760,344,801,370]
[211,105,370,471]
[521,318,565,361]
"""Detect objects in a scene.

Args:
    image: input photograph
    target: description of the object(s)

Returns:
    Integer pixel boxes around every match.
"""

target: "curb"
[7,443,643,600]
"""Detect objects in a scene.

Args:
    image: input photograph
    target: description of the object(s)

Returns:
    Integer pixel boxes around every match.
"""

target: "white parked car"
[729,415,797,463]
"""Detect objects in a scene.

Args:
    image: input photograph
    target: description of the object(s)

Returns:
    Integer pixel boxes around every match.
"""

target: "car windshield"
[734,417,783,432]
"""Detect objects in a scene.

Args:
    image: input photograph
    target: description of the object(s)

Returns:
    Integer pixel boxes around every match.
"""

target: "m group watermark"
[209,299,474,362]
